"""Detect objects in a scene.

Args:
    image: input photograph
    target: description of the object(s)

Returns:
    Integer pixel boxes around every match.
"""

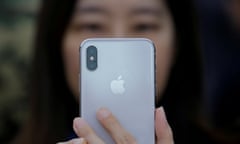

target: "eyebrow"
[76,5,108,15]
[130,7,163,17]
[75,5,163,17]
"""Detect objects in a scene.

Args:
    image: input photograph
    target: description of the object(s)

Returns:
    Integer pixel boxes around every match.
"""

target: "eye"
[83,23,103,32]
[72,23,104,32]
[133,23,160,32]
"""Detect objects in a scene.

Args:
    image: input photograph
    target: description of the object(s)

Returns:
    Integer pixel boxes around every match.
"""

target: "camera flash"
[90,56,95,61]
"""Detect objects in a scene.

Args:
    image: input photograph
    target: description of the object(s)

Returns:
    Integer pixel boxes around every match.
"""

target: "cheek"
[150,29,175,100]
[62,34,81,99]
[155,40,173,94]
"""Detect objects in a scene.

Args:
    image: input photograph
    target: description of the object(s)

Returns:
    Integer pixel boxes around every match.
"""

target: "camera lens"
[86,46,97,71]
[88,62,97,70]
[87,46,97,54]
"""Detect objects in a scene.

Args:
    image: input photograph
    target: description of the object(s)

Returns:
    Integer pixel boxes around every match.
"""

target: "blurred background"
[0,0,40,143]
[195,0,240,136]
[0,0,239,143]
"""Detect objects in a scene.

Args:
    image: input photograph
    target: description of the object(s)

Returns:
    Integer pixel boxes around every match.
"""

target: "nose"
[111,20,128,37]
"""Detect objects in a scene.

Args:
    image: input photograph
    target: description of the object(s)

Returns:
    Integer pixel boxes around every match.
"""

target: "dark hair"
[14,0,202,143]
[159,0,202,143]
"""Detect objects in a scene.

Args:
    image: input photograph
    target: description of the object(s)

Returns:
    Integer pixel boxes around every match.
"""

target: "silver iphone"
[80,38,155,144]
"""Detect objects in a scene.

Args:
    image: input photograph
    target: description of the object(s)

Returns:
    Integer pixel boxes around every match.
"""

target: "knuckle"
[115,133,137,144]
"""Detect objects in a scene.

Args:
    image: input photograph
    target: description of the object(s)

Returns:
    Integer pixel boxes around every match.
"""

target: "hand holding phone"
[69,107,173,144]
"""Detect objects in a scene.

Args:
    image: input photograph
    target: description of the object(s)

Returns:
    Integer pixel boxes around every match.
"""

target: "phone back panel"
[80,38,155,144]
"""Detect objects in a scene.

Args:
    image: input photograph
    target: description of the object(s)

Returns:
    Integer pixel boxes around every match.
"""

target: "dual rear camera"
[86,46,97,71]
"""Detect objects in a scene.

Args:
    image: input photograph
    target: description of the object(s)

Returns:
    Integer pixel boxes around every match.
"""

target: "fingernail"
[97,107,111,120]
[157,107,167,123]
[73,118,86,132]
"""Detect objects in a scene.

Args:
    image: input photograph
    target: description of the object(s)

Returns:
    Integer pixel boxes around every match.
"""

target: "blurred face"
[62,0,175,102]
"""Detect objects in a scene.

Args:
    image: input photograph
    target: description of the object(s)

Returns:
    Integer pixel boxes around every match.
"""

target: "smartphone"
[79,38,155,144]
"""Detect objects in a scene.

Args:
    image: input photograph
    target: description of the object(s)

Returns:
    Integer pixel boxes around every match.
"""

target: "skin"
[61,0,175,143]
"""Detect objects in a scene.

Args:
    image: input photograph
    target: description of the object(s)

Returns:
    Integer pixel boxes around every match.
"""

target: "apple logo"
[110,75,125,94]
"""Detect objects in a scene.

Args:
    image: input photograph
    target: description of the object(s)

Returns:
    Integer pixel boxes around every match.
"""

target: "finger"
[155,107,174,144]
[57,138,87,144]
[73,117,104,144]
[96,107,137,144]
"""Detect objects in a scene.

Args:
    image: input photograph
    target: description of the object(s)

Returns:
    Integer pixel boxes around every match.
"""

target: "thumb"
[155,107,174,144]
